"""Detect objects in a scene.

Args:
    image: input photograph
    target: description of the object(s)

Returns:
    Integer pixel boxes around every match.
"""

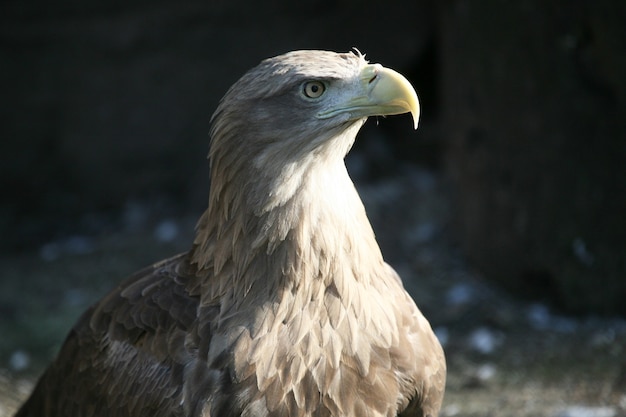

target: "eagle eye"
[302,81,326,99]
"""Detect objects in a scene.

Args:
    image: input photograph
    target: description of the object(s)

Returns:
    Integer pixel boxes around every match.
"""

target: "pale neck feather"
[191,122,387,308]
[190,126,407,399]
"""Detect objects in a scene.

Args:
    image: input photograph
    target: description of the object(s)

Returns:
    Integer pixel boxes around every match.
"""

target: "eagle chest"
[211,288,408,417]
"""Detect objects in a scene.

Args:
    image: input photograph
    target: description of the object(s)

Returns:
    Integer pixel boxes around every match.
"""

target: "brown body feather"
[16,50,445,417]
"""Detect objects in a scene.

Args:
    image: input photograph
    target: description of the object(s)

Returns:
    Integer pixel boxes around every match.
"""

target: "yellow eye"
[302,81,326,98]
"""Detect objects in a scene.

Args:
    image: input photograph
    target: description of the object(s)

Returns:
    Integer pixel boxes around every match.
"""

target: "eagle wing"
[16,253,209,417]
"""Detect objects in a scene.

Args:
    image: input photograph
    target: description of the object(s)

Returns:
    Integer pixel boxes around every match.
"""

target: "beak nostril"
[368,75,378,84]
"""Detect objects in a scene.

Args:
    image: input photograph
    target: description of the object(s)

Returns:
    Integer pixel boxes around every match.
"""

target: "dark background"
[2,0,625,316]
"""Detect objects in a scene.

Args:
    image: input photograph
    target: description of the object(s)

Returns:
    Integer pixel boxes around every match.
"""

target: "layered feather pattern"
[16,50,445,417]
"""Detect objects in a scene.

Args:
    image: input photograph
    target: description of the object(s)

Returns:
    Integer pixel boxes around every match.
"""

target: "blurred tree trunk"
[439,0,626,315]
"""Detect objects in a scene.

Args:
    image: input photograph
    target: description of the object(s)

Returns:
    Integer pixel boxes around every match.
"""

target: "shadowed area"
[1,1,625,416]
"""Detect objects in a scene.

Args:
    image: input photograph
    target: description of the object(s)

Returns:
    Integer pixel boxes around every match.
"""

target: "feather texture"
[15,50,445,417]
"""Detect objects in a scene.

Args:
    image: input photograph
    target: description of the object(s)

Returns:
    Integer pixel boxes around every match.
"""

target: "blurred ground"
[1,166,625,416]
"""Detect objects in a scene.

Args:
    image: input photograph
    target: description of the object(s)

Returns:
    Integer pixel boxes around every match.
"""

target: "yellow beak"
[317,63,420,129]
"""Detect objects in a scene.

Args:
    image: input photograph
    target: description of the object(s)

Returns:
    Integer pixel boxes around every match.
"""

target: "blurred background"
[1,0,625,415]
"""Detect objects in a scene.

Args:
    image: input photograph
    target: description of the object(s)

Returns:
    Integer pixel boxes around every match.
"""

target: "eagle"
[15,50,445,417]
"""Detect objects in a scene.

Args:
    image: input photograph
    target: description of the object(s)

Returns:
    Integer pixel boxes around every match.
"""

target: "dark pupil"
[310,84,319,94]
